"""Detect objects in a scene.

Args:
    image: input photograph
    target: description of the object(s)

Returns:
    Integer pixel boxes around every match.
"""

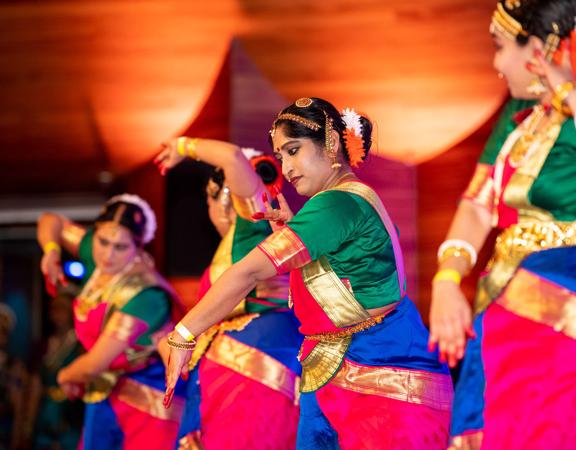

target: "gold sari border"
[102,311,149,345]
[301,256,370,328]
[448,431,484,450]
[231,188,266,222]
[177,431,204,450]
[300,337,351,392]
[330,359,454,412]
[461,163,494,211]
[115,377,185,422]
[497,268,576,338]
[258,226,311,274]
[205,333,299,402]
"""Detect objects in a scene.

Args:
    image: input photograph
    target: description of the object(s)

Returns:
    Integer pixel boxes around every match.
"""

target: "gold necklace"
[78,257,139,309]
[508,105,547,167]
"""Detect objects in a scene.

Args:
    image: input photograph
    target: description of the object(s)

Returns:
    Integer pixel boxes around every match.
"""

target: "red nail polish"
[252,212,265,220]
[261,192,268,203]
[270,185,280,200]
[276,221,285,227]
[182,372,189,381]
[525,62,533,70]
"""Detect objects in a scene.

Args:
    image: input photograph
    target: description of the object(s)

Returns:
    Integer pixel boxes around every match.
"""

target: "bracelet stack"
[167,321,197,351]
[167,335,196,351]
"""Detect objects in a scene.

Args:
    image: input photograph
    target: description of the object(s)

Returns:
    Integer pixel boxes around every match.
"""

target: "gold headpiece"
[490,2,528,40]
[269,113,321,137]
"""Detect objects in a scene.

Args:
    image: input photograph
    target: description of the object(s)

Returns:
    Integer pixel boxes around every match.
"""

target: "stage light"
[64,261,85,279]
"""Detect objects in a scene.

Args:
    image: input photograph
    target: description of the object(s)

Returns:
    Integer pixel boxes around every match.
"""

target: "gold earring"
[324,113,341,170]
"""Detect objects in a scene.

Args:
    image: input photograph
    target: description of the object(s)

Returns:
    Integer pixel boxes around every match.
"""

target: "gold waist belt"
[303,313,387,342]
[476,220,576,313]
[494,221,576,261]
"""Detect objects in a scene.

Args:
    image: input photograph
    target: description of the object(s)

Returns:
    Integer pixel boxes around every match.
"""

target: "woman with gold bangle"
[429,1,576,448]
[37,195,186,450]
[154,139,302,449]
[162,98,453,449]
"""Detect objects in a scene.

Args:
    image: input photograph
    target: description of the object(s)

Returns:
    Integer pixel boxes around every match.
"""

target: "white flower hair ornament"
[340,108,365,168]
[241,148,264,161]
[106,193,157,244]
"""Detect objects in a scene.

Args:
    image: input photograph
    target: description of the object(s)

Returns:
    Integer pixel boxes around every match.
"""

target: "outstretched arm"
[163,247,277,405]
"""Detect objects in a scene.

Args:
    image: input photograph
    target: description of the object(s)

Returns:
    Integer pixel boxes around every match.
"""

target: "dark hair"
[95,201,147,246]
[269,97,373,165]
[503,0,576,46]
[207,155,281,197]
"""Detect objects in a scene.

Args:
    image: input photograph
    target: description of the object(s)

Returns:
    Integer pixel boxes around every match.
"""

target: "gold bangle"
[438,247,472,267]
[433,269,462,285]
[167,335,196,351]
[551,81,574,116]
[176,137,200,160]
[43,241,61,254]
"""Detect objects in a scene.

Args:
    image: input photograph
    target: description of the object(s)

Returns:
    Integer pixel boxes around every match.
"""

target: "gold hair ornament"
[490,2,528,41]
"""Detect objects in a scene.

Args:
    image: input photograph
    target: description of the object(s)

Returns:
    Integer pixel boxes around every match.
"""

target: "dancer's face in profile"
[492,31,540,99]
[93,222,139,275]
[272,126,335,197]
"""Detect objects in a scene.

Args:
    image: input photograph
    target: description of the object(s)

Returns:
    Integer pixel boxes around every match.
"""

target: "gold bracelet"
[167,334,196,351]
[43,241,61,254]
[176,137,200,160]
[551,81,574,116]
[433,269,462,285]
[438,247,472,267]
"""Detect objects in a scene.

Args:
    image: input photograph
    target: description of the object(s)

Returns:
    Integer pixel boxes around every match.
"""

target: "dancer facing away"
[428,1,576,448]
[37,195,186,450]
[155,139,302,449]
[164,98,453,450]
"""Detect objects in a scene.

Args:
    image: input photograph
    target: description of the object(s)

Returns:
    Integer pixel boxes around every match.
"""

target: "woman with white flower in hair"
[37,194,186,450]
[164,98,453,449]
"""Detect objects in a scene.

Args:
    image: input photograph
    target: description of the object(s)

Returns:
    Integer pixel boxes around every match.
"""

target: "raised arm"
[37,213,86,287]
[154,138,261,198]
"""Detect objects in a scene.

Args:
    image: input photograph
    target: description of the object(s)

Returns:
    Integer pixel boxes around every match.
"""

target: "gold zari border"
[258,226,311,273]
[300,337,351,393]
[102,311,149,344]
[188,313,259,371]
[462,164,494,210]
[115,377,185,422]
[330,359,454,412]
[476,221,576,312]
[205,333,299,402]
[231,188,266,221]
[177,431,204,450]
[497,268,576,338]
[448,431,484,450]
[301,256,370,328]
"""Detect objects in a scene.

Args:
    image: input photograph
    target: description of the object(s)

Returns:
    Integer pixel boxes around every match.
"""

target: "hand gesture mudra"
[252,191,294,232]
[154,138,187,176]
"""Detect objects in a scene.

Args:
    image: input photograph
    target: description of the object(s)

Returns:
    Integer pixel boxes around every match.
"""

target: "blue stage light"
[64,261,85,279]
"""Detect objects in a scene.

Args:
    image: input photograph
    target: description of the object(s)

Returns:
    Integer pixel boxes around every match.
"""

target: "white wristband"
[174,322,195,343]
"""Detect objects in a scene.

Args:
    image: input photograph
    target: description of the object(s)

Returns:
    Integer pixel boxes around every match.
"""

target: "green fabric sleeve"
[287,190,362,261]
[78,228,96,283]
[231,217,272,263]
